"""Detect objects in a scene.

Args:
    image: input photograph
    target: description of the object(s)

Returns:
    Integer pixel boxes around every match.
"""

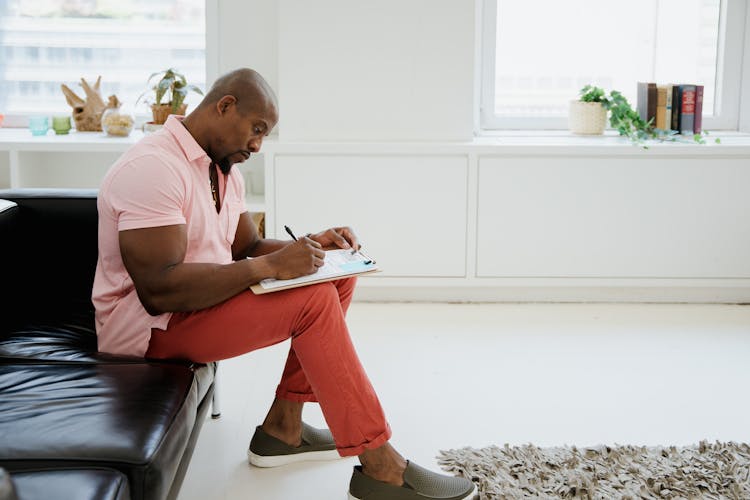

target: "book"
[637,82,657,123]
[693,84,704,134]
[679,84,697,135]
[647,82,657,124]
[250,248,380,294]
[671,85,682,131]
[664,84,674,131]
[655,85,668,129]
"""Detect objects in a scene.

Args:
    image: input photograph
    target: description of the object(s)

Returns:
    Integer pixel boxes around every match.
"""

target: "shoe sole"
[347,483,477,500]
[247,448,341,468]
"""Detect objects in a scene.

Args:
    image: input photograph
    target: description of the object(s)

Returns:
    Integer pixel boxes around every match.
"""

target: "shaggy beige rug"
[437,441,750,499]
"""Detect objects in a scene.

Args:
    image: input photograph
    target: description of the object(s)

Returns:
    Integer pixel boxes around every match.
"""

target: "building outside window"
[0,0,205,120]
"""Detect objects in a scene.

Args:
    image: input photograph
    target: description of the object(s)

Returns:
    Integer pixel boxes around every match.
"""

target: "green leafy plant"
[577,85,719,148]
[579,85,608,104]
[136,68,203,113]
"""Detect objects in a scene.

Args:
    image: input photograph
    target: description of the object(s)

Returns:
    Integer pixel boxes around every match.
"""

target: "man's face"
[213,99,278,173]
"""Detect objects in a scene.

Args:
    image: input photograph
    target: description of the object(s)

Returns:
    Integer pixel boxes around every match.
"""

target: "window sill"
[2,128,750,156]
[260,130,750,156]
[474,129,750,146]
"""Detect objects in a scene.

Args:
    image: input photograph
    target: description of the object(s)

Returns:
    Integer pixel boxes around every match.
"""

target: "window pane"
[493,0,720,117]
[0,0,205,116]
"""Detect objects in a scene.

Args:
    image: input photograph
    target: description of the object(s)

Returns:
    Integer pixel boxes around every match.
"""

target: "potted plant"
[136,68,203,125]
[568,85,609,135]
[572,85,719,148]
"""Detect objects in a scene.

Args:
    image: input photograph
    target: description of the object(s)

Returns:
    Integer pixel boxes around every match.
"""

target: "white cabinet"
[477,157,750,279]
[0,129,138,190]
[273,154,468,277]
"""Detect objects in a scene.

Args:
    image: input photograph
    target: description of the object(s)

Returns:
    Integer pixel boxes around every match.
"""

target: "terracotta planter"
[151,103,188,125]
[569,101,607,135]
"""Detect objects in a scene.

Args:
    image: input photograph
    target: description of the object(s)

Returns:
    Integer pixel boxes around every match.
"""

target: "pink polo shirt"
[93,115,247,356]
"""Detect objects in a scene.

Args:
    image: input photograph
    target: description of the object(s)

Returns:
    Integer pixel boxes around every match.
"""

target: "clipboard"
[250,248,380,294]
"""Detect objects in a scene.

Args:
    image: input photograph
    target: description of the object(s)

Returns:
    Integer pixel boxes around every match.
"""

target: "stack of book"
[637,82,704,135]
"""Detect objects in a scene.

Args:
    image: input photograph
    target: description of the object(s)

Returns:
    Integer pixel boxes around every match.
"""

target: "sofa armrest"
[0,200,17,214]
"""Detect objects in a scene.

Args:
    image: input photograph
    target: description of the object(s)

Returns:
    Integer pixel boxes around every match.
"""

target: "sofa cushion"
[0,313,139,364]
[0,363,198,500]
[0,325,214,404]
[0,314,98,362]
[9,468,130,500]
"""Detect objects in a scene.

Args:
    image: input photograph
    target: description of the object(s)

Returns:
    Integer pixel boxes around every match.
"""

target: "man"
[93,68,475,500]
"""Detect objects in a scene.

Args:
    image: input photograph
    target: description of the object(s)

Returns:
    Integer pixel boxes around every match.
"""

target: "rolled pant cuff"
[276,387,318,403]
[336,425,392,457]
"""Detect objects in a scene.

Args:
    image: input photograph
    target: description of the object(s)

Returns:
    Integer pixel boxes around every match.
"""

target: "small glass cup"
[52,115,72,135]
[29,116,49,136]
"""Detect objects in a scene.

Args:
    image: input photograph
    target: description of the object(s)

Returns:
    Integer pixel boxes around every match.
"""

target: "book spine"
[665,84,673,131]
[637,82,649,122]
[647,82,657,125]
[693,85,704,134]
[671,85,683,131]
[679,84,696,135]
[655,85,667,130]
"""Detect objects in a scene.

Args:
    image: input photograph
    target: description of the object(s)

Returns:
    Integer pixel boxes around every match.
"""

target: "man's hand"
[309,226,360,251]
[266,237,325,280]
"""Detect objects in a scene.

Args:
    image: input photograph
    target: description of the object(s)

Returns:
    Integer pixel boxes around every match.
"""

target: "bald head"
[182,68,278,173]
[200,68,277,117]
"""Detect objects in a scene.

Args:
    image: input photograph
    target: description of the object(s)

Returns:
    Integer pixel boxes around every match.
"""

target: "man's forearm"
[137,257,276,315]
[246,238,290,258]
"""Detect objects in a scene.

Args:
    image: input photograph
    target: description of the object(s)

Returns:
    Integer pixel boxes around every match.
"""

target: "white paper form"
[257,249,378,291]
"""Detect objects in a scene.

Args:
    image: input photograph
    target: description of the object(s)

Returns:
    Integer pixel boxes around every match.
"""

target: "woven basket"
[151,103,188,125]
[569,100,607,135]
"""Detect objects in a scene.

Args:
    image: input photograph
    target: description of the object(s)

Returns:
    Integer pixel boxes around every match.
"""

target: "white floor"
[177,302,750,500]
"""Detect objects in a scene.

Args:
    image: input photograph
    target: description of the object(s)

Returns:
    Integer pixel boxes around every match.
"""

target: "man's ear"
[216,95,238,116]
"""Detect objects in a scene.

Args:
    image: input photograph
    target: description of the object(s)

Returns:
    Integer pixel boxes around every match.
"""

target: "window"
[481,0,747,130]
[0,0,205,119]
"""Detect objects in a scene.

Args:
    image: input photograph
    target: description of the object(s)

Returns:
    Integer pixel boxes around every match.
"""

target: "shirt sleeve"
[108,154,187,231]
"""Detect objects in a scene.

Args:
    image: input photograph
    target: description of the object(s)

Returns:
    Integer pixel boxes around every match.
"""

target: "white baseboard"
[352,284,750,304]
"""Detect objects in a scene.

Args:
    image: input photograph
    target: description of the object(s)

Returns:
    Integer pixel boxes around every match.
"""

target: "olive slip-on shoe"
[247,423,341,467]
[348,460,477,500]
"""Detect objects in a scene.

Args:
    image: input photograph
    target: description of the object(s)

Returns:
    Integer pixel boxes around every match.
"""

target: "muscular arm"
[231,211,288,259]
[231,212,361,258]
[119,219,325,315]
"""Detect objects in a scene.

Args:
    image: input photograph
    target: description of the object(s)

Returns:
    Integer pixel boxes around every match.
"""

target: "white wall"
[740,1,750,133]
[214,0,750,137]
[216,0,475,142]
[213,0,279,96]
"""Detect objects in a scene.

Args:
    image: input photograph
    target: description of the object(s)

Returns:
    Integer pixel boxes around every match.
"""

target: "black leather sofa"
[0,189,217,500]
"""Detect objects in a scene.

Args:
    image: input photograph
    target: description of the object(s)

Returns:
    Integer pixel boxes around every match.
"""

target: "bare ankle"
[261,398,304,447]
[359,443,407,486]
[261,422,302,447]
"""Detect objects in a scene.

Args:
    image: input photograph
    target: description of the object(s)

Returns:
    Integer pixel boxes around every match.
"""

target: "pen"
[284,225,298,241]
[357,248,375,265]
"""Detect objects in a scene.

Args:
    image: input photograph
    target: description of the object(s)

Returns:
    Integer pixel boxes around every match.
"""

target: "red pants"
[146,277,391,456]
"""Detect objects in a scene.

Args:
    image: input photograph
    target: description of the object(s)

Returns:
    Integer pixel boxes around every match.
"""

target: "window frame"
[479,0,748,132]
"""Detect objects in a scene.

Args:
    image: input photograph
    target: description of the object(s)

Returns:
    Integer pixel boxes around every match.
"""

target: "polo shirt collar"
[164,115,211,164]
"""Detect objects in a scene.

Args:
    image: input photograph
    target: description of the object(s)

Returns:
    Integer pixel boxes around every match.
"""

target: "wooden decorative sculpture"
[60,76,112,132]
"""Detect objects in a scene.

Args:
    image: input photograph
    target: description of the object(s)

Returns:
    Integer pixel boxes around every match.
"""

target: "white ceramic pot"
[142,122,164,134]
[569,100,607,135]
